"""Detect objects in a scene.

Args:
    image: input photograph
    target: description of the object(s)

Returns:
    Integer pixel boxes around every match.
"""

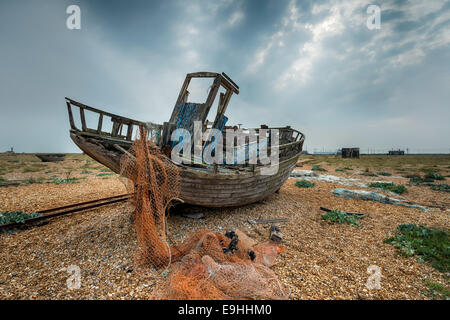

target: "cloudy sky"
[0,0,449,153]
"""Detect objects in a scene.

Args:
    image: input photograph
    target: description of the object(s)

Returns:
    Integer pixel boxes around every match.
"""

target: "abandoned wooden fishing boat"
[65,72,305,207]
[35,153,66,162]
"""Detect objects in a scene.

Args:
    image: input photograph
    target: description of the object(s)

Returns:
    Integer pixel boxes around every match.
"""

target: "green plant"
[0,176,4,182]
[23,167,42,173]
[360,169,378,177]
[0,211,43,225]
[384,224,449,272]
[321,210,360,226]
[377,172,392,176]
[343,167,352,170]
[367,182,407,194]
[429,184,450,193]
[96,173,114,177]
[24,177,45,185]
[312,165,326,172]
[423,280,450,300]
[48,177,83,184]
[408,175,424,184]
[81,170,92,174]
[295,180,315,188]
[425,173,445,181]
[335,168,345,172]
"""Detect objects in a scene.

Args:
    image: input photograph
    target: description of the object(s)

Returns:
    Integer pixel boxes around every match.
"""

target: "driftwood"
[248,218,290,225]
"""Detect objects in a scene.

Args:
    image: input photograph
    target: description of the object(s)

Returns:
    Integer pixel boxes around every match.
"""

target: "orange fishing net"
[121,126,289,299]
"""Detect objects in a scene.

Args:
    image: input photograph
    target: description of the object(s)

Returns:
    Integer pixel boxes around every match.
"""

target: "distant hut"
[388,149,405,155]
[341,147,360,158]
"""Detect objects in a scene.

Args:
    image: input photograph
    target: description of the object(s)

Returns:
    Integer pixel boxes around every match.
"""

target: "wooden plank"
[126,124,133,141]
[248,218,289,224]
[111,121,119,137]
[65,98,145,127]
[66,101,76,129]
[97,113,103,133]
[79,108,87,131]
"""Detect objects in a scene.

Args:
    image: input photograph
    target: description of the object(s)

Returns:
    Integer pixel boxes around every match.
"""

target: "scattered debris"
[332,188,429,211]
[248,218,290,225]
[270,225,283,242]
[181,212,205,219]
[223,230,239,253]
[291,170,374,187]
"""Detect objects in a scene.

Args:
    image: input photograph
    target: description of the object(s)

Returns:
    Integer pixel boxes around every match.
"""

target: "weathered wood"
[269,225,283,242]
[79,108,87,131]
[64,72,305,208]
[248,218,289,225]
[97,113,103,133]
[70,133,301,207]
[65,98,145,127]
[66,102,76,130]
[126,124,133,141]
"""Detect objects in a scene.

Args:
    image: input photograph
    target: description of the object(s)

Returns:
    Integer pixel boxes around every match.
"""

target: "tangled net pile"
[121,126,289,299]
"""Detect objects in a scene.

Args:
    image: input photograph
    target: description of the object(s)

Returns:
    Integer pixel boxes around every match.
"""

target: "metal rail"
[0,193,131,229]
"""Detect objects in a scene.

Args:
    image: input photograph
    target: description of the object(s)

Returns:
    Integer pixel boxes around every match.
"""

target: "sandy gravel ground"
[0,156,449,299]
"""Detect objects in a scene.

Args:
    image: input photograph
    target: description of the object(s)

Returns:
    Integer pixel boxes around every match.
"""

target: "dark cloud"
[0,0,449,153]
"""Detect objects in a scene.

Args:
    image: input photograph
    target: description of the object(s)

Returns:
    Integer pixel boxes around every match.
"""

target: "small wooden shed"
[341,147,360,158]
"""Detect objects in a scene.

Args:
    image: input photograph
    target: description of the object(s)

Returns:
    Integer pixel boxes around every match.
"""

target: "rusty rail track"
[0,193,131,230]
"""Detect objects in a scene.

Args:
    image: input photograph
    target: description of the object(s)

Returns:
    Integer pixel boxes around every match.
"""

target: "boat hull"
[71,133,299,207]
[35,154,66,162]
